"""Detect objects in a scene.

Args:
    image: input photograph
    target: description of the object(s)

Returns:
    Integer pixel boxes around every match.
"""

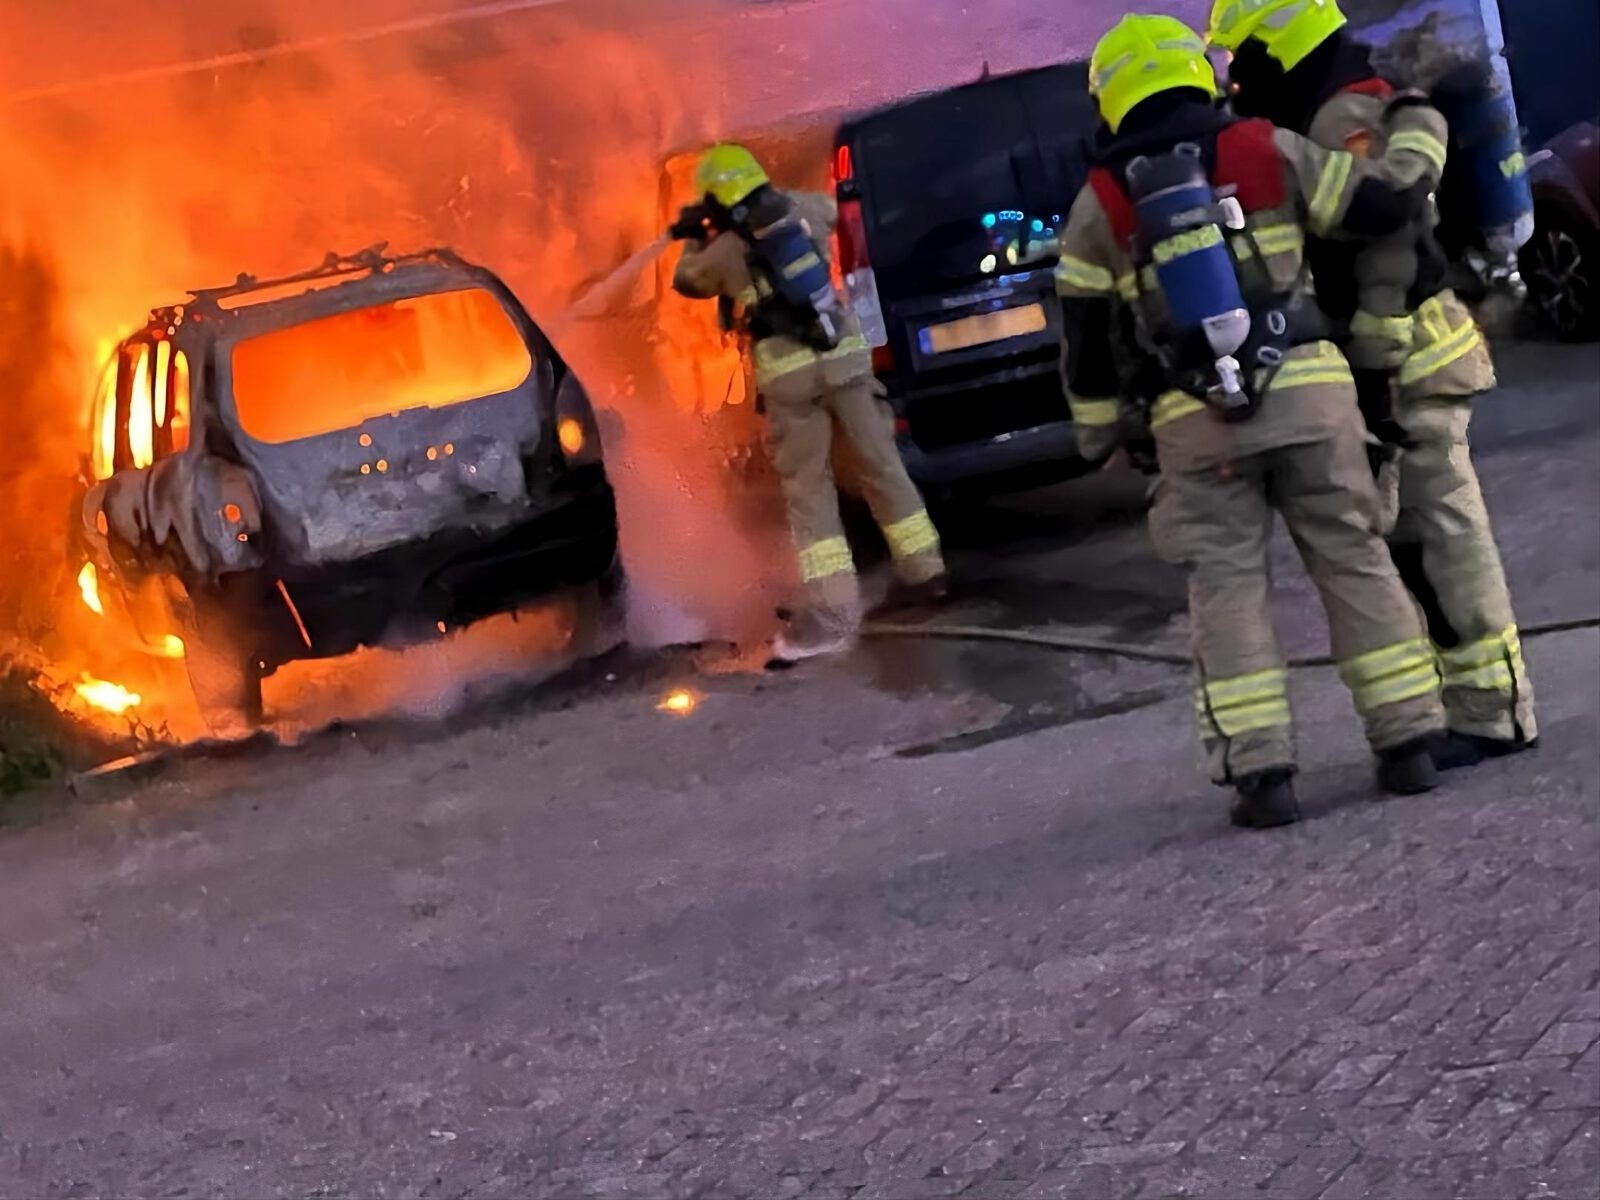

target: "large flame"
[0,1,783,743]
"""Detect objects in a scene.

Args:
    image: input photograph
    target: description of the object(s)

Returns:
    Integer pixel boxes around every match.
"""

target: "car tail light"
[872,345,895,375]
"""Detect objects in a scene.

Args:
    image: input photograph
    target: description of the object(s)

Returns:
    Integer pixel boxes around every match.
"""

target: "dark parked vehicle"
[1522,120,1600,341]
[75,247,621,730]
[832,63,1102,492]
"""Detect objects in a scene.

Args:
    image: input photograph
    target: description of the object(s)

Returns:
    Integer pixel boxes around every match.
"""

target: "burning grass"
[0,659,144,802]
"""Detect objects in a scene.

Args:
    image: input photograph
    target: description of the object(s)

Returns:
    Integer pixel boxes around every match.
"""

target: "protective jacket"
[1298,52,1534,745]
[672,191,870,390]
[1055,104,1439,468]
[672,189,942,628]
[1057,99,1447,783]
[1307,81,1496,398]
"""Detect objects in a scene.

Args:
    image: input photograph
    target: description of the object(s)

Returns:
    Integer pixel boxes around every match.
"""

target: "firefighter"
[1210,0,1538,768]
[671,144,946,662]
[1058,14,1449,828]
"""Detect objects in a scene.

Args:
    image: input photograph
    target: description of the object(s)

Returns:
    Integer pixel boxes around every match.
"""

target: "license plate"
[919,303,1048,355]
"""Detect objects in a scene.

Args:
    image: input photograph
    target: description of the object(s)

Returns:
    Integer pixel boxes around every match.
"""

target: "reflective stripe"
[756,333,871,384]
[1206,668,1289,705]
[1443,661,1516,694]
[1264,345,1354,392]
[1246,223,1305,258]
[1197,668,1292,737]
[1055,254,1115,295]
[1069,396,1121,428]
[1151,390,1206,429]
[1399,303,1483,386]
[736,286,761,307]
[1387,129,1448,175]
[781,251,823,279]
[1310,150,1355,232]
[883,511,940,560]
[1416,294,1451,341]
[1154,225,1224,265]
[1355,664,1443,710]
[1116,271,1140,301]
[1439,626,1522,696]
[797,536,854,582]
[1351,310,1415,345]
[1338,638,1441,713]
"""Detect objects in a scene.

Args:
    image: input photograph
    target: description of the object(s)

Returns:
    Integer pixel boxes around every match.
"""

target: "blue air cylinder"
[1434,63,1535,256]
[1125,144,1251,400]
[1126,146,1248,342]
[752,216,844,348]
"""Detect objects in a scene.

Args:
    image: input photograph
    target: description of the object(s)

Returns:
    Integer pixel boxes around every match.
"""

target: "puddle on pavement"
[945,574,1187,641]
[895,687,1169,758]
[854,632,1183,759]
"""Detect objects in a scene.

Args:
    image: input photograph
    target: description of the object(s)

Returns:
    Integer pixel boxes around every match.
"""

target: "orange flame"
[74,675,141,715]
[657,688,699,716]
[77,561,104,616]
[127,343,154,470]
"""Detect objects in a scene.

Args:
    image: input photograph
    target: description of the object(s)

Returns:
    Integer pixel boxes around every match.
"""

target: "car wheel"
[1522,207,1600,341]
[182,586,264,736]
[563,556,628,661]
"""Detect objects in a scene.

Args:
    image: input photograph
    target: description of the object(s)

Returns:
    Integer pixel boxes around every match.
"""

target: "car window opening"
[230,287,532,445]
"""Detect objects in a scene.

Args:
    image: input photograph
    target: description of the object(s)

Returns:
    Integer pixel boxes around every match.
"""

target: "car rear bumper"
[253,469,619,665]
[900,420,1089,489]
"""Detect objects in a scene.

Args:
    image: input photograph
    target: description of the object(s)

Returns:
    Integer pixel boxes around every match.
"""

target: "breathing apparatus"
[671,144,846,352]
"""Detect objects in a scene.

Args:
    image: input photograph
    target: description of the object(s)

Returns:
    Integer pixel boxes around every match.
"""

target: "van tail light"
[872,345,895,375]
[835,197,870,279]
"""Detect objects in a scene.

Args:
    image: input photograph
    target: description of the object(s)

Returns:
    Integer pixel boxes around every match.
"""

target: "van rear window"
[231,287,531,445]
[842,65,1098,294]
[852,88,1036,272]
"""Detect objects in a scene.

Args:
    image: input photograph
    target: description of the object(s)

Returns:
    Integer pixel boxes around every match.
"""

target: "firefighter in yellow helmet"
[1057,14,1449,826]
[671,144,946,662]
[1211,0,1538,768]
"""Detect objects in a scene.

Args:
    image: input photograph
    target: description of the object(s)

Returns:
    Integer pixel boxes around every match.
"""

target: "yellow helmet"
[1090,15,1217,134]
[1208,0,1347,71]
[695,143,770,208]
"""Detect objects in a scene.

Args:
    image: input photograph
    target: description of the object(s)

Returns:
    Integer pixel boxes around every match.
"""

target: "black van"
[833,62,1103,491]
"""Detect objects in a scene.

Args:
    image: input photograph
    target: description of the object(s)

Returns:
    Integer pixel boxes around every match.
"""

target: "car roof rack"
[152,244,466,324]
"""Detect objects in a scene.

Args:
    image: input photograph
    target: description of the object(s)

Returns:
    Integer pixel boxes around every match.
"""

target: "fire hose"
[862,614,1600,669]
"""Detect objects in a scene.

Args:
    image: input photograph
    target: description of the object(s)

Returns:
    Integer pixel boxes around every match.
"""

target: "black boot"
[1376,738,1439,796]
[869,574,951,619]
[1230,769,1303,830]
[1430,731,1540,772]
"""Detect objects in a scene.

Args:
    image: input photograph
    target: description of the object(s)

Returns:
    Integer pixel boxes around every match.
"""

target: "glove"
[1125,436,1159,477]
[1353,368,1409,449]
[669,205,713,242]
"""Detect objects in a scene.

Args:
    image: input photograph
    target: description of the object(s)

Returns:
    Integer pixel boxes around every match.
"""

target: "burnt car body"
[832,63,1103,493]
[1522,121,1600,342]
[75,247,619,727]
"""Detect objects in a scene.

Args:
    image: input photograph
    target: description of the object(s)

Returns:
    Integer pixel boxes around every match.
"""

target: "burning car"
[72,247,621,731]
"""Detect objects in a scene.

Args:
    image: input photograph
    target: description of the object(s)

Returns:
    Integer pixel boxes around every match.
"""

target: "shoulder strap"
[1214,119,1288,213]
[1341,77,1396,100]
[1087,167,1137,250]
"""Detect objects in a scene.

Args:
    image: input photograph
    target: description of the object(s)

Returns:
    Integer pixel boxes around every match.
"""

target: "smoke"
[0,0,788,737]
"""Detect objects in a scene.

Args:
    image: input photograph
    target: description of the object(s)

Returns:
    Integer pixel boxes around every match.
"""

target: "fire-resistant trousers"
[1150,417,1447,784]
[762,362,944,630]
[1389,395,1537,743]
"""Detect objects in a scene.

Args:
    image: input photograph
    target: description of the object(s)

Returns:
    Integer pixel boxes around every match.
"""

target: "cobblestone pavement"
[0,623,1595,1199]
